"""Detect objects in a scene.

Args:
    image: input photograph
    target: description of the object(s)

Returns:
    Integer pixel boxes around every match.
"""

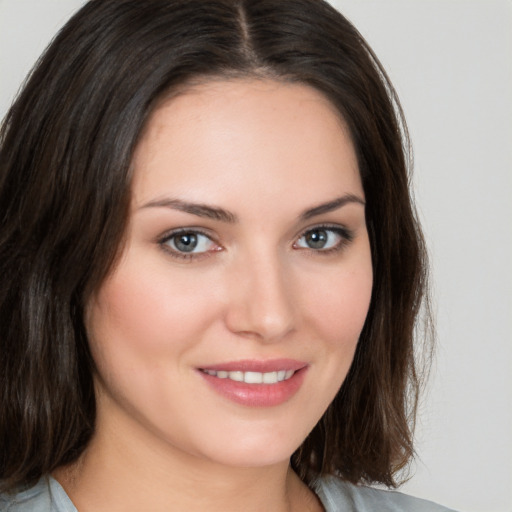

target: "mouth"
[199,368,296,384]
[197,359,308,407]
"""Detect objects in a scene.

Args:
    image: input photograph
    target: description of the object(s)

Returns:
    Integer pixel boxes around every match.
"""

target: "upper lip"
[198,359,307,373]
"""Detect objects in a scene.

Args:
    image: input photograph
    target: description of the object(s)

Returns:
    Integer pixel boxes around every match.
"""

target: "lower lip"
[198,367,308,407]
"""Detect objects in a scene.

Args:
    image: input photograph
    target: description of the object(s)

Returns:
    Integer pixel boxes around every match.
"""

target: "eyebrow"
[139,193,365,223]
[300,194,365,220]
[139,198,238,223]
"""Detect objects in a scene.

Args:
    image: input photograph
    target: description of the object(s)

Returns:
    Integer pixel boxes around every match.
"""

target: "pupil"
[175,233,197,252]
[306,230,327,249]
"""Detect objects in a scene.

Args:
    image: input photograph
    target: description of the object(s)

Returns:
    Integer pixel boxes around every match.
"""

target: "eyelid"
[157,227,221,260]
[293,223,354,252]
[156,223,354,261]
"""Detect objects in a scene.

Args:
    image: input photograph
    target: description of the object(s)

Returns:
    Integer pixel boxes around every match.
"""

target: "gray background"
[1,1,511,511]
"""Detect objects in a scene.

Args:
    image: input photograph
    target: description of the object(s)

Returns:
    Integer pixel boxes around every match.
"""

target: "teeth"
[203,369,296,384]
[245,371,263,384]
[262,371,277,384]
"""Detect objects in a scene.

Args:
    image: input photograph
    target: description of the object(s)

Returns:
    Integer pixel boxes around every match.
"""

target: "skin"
[55,79,373,512]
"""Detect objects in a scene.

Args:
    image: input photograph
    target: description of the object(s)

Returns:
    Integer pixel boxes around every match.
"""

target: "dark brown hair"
[0,0,430,492]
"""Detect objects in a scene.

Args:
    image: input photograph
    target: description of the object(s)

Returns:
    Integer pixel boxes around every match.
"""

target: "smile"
[200,369,295,384]
[198,360,308,407]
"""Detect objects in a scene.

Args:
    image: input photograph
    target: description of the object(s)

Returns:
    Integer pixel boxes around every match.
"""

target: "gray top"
[1,475,457,511]
[314,476,457,511]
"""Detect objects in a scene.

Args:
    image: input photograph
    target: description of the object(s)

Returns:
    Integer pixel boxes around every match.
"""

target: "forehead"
[131,79,362,209]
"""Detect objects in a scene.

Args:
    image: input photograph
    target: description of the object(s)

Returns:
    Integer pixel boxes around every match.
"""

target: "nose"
[224,250,296,343]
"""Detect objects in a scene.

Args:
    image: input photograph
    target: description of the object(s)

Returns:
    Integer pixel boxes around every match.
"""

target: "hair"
[0,0,430,493]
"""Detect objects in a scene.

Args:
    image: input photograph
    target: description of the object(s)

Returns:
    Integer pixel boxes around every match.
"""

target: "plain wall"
[1,1,511,511]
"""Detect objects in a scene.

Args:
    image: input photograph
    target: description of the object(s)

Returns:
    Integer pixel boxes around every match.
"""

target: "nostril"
[224,291,295,342]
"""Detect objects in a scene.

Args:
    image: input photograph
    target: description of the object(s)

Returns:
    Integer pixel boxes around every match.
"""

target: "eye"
[160,230,218,257]
[294,226,352,252]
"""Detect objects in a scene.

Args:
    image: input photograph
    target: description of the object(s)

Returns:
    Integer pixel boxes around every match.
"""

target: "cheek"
[286,256,373,435]
[304,262,373,350]
[83,256,225,435]
[84,259,225,392]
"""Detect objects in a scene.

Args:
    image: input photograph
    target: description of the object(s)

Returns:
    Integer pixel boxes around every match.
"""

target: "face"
[86,79,373,469]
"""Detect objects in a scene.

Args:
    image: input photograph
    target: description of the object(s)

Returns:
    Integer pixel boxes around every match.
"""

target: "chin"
[179,416,314,470]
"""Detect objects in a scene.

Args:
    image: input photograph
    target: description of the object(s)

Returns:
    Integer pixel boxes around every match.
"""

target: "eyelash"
[294,224,354,255]
[158,224,354,261]
[158,228,219,261]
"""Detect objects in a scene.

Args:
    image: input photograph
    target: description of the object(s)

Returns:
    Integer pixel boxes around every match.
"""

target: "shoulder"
[0,477,77,512]
[314,475,458,512]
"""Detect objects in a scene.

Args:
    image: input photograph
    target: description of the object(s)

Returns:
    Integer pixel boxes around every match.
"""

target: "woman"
[0,1,454,510]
